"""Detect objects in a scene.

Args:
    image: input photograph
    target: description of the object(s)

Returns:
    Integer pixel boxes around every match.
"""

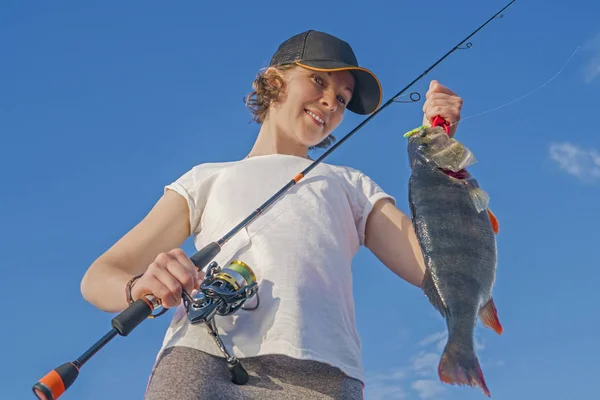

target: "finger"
[425,80,441,98]
[165,258,196,295]
[422,101,463,122]
[150,264,183,306]
[422,93,462,112]
[154,250,195,294]
[426,80,458,98]
[169,248,200,282]
[423,100,462,116]
[428,80,438,92]
[423,93,463,110]
[425,105,461,122]
[149,278,179,309]
[134,272,179,308]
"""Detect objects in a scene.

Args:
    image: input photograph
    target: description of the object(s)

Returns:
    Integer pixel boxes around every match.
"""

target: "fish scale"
[407,126,503,397]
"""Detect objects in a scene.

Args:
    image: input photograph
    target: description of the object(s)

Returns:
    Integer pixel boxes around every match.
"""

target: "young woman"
[80,30,463,399]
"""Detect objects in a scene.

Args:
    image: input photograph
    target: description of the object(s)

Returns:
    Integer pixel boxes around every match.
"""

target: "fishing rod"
[32,1,516,399]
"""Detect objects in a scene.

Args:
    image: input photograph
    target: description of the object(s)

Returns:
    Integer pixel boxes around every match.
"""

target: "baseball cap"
[269,30,382,115]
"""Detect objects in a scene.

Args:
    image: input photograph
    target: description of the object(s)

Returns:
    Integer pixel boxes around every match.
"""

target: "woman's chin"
[296,133,329,148]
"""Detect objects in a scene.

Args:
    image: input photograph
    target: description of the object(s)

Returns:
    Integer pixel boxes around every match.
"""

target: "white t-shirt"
[156,153,395,384]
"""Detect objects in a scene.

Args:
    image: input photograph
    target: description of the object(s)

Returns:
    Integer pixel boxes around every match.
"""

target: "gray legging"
[144,346,364,400]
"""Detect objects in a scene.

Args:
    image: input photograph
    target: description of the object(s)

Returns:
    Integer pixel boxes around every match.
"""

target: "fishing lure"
[32,1,517,399]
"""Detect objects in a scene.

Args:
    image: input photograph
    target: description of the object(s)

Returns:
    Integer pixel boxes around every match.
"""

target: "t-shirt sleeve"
[353,172,396,246]
[164,164,217,235]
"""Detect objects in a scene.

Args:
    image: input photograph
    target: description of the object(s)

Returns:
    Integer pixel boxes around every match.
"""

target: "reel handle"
[431,115,451,135]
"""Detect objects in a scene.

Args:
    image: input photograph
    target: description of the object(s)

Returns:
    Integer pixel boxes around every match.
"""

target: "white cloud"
[412,379,447,399]
[364,328,500,399]
[583,57,600,83]
[364,369,408,400]
[549,142,600,183]
[418,331,446,348]
[582,32,600,83]
[475,336,486,352]
[411,351,439,377]
[409,332,450,398]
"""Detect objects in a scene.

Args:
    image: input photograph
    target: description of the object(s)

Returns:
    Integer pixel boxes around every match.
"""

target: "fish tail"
[438,337,491,397]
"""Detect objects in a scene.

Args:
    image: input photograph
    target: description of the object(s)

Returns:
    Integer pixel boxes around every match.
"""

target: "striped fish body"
[407,127,502,397]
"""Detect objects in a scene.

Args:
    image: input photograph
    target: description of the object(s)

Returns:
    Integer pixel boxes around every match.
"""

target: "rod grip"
[190,241,221,270]
[111,297,155,336]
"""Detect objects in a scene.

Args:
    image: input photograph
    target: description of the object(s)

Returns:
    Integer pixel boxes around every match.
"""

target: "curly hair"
[244,64,336,150]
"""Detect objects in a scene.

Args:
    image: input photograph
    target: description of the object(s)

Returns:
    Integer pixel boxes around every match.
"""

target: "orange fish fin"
[487,209,499,234]
[479,297,503,335]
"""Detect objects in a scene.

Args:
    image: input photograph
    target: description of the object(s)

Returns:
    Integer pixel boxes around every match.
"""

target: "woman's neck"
[246,118,310,159]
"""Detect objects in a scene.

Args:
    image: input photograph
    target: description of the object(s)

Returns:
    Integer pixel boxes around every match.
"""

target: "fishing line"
[446,45,582,130]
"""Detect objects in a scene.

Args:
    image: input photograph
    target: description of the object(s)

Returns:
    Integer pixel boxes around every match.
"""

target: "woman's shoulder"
[180,159,243,178]
[321,161,370,184]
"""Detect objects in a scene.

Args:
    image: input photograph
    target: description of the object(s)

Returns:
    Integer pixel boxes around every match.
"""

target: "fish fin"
[421,269,448,318]
[479,297,503,335]
[438,338,490,397]
[468,187,490,213]
[487,209,499,234]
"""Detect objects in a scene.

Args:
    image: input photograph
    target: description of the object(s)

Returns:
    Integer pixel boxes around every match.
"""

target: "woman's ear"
[264,67,289,106]
[264,67,285,89]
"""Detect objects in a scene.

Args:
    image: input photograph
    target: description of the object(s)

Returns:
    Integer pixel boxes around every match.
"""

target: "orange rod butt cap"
[33,369,65,400]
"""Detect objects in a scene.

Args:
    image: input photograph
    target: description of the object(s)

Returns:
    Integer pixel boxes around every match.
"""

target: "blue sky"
[2,1,599,399]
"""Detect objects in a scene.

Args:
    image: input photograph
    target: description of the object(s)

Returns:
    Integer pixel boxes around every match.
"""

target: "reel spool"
[183,260,259,385]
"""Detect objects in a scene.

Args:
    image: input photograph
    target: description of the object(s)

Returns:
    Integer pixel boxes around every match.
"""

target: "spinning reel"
[182,259,259,385]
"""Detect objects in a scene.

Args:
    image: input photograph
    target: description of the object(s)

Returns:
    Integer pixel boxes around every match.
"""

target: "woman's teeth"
[305,110,325,125]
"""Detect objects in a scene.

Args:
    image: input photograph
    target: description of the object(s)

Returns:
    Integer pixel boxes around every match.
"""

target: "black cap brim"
[295,60,382,115]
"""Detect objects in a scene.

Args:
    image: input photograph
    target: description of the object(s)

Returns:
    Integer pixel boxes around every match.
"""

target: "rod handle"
[190,241,221,270]
[111,296,158,336]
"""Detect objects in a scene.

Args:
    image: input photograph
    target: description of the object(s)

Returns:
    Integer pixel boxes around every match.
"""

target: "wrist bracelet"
[125,273,144,305]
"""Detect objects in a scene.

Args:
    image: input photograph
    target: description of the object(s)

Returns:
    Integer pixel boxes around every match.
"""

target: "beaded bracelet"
[125,273,144,305]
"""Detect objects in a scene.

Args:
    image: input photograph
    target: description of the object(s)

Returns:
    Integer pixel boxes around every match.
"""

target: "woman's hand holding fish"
[422,80,463,137]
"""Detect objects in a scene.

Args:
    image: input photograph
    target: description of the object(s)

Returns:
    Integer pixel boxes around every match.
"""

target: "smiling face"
[266,65,355,148]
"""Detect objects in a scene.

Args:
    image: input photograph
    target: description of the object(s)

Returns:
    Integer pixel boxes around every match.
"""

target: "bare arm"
[364,198,425,287]
[80,189,193,313]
